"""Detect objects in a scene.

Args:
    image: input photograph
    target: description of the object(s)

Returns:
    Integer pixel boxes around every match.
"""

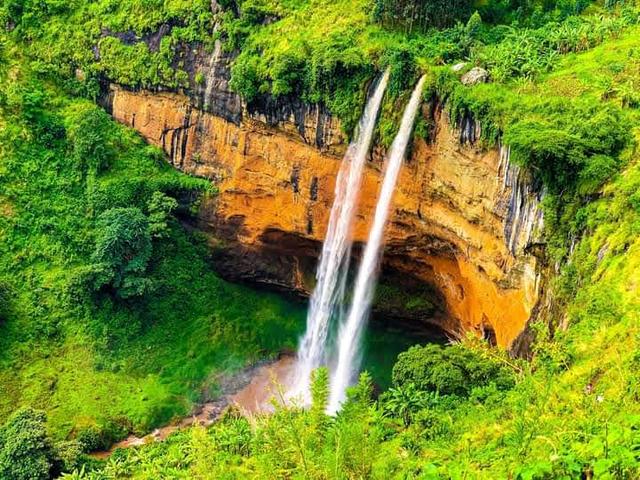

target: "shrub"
[504,102,628,195]
[392,343,515,397]
[382,46,417,97]
[412,408,451,440]
[91,207,153,299]
[229,53,262,102]
[212,415,252,457]
[577,154,620,195]
[53,440,84,474]
[74,426,108,453]
[381,383,433,426]
[0,408,54,480]
[147,191,178,239]
[5,80,47,124]
[67,107,114,174]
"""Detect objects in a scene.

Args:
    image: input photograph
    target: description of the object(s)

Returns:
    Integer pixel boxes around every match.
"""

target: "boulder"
[461,67,489,86]
[451,62,467,73]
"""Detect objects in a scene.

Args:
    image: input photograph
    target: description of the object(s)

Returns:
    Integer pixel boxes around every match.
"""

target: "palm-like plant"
[381,383,432,427]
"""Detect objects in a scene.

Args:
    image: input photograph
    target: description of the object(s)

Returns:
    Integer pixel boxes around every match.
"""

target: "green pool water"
[361,323,448,390]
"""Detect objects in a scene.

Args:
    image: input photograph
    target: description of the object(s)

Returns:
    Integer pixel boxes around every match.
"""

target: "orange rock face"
[109,85,542,349]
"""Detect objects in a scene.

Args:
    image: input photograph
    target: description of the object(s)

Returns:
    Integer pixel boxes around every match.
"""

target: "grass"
[0,271,305,440]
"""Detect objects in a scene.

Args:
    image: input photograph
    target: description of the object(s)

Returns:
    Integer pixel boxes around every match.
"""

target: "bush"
[74,426,107,453]
[67,107,114,174]
[504,102,628,195]
[392,343,515,398]
[577,154,620,195]
[0,408,54,480]
[382,46,418,97]
[53,440,83,474]
[91,207,153,299]
[381,383,433,426]
[147,191,178,239]
[412,408,451,440]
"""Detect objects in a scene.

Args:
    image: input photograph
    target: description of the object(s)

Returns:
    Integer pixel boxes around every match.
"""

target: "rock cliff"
[103,41,544,350]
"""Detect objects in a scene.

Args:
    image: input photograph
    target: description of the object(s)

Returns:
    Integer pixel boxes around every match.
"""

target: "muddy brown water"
[91,355,296,459]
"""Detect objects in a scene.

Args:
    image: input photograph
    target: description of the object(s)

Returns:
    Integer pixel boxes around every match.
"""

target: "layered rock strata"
[104,43,544,348]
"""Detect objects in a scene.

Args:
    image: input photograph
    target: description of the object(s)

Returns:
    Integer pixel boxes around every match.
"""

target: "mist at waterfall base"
[290,74,428,413]
[288,70,390,403]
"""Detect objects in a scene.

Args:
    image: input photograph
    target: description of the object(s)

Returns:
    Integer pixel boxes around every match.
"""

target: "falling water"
[328,75,427,413]
[290,70,390,402]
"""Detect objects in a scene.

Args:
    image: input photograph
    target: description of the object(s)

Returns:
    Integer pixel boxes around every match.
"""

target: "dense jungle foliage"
[0,30,309,475]
[1,0,640,478]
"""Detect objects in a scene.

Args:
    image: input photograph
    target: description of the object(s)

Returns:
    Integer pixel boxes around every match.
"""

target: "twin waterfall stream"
[291,73,428,413]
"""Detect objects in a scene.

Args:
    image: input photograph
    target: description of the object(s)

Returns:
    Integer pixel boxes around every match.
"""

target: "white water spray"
[328,76,427,413]
[290,70,390,402]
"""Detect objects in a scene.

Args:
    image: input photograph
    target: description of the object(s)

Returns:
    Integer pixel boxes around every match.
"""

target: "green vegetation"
[61,231,640,477]
[0,35,306,465]
[373,282,435,315]
[221,0,638,137]
[391,343,515,397]
[2,0,640,478]
[371,0,475,31]
[90,207,154,299]
[1,0,214,90]
[0,408,55,480]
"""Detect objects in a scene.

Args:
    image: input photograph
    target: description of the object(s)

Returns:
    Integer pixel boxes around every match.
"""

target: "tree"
[147,191,178,239]
[91,207,153,299]
[392,343,515,397]
[0,408,54,480]
[465,10,483,39]
[68,107,114,174]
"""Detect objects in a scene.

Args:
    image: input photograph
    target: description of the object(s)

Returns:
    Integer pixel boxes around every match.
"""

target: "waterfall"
[328,76,427,413]
[290,70,390,402]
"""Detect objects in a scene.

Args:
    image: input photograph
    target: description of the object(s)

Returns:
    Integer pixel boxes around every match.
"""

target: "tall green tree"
[68,107,114,174]
[91,207,153,299]
[147,191,178,239]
